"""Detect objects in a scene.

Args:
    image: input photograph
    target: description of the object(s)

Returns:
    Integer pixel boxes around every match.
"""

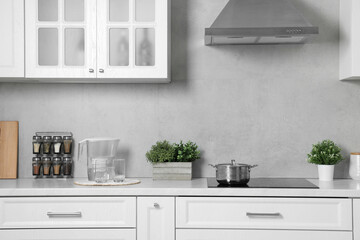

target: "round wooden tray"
[74,179,141,186]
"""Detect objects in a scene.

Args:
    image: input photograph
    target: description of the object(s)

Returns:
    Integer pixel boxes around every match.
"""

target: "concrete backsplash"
[1,0,358,179]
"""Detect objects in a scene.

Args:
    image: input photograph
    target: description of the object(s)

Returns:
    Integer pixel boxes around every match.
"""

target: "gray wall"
[0,0,357,179]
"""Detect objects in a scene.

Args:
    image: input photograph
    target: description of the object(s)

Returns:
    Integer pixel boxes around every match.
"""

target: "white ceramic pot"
[318,165,335,181]
[349,153,360,180]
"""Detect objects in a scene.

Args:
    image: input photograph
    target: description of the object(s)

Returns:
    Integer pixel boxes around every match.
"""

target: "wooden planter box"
[152,162,192,180]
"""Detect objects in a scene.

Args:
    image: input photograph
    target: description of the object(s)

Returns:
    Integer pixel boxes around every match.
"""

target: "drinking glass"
[113,159,125,182]
[94,159,108,183]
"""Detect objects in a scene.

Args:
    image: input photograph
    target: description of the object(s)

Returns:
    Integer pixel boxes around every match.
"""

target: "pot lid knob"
[231,159,236,165]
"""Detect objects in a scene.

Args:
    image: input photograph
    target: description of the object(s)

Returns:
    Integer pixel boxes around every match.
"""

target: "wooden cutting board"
[0,121,18,179]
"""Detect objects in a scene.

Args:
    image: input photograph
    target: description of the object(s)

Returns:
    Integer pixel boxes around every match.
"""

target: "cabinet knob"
[99,69,105,73]
[89,68,94,73]
[154,203,160,208]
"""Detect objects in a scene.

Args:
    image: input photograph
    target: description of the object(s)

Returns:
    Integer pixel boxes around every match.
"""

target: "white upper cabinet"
[0,0,24,78]
[97,0,169,82]
[26,0,97,79]
[340,0,360,80]
[25,0,170,82]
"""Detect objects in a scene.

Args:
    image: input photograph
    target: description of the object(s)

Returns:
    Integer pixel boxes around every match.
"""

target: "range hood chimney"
[205,0,319,45]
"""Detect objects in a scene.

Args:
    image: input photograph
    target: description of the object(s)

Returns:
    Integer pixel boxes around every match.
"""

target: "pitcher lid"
[79,138,120,143]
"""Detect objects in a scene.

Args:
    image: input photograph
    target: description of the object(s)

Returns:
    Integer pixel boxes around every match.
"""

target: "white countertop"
[0,178,360,197]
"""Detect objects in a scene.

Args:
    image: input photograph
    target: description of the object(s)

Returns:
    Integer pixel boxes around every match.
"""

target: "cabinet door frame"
[25,0,97,79]
[96,0,169,81]
[176,229,352,240]
[354,199,360,240]
[0,0,24,78]
[137,197,175,240]
[0,229,136,240]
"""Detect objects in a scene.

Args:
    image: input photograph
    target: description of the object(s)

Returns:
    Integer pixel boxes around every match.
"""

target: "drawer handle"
[154,203,160,208]
[246,212,282,218]
[47,212,82,218]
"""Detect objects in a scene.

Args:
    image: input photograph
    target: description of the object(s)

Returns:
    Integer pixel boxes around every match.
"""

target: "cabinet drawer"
[0,229,136,240]
[176,197,352,230]
[0,197,136,229]
[177,229,352,240]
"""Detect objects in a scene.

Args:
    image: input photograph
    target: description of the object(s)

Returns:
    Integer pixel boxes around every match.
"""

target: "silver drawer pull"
[47,212,82,218]
[154,203,160,208]
[246,212,282,218]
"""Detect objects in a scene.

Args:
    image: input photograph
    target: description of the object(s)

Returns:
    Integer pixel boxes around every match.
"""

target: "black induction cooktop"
[207,178,318,188]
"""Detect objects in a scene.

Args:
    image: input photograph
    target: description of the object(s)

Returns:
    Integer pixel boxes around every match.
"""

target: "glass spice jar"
[42,157,52,176]
[32,157,42,176]
[52,157,62,176]
[63,136,73,154]
[63,157,73,177]
[43,136,52,154]
[32,136,42,154]
[53,136,63,154]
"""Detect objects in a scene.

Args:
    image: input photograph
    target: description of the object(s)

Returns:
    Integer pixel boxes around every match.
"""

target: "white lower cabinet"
[176,229,352,240]
[0,197,136,228]
[0,196,355,240]
[176,197,352,230]
[137,197,175,240]
[0,229,135,240]
[176,197,353,240]
[354,199,360,240]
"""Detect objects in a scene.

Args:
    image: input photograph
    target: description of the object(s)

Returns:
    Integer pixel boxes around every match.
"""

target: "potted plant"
[146,140,200,180]
[307,140,344,181]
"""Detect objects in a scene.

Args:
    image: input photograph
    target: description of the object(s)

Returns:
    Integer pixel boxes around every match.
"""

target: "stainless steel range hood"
[205,0,319,45]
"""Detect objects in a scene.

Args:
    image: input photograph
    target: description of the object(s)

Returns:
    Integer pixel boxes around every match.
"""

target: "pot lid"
[216,160,251,167]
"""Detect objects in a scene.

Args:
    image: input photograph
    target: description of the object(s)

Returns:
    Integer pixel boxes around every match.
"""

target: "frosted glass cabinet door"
[97,0,170,82]
[0,0,24,78]
[26,0,97,78]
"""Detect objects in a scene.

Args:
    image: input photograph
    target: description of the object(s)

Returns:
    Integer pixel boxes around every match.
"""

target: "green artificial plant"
[307,139,344,165]
[146,140,201,163]
[146,140,176,163]
[174,141,201,162]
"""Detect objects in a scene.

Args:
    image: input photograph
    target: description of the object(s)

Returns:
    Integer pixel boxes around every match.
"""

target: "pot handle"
[248,164,258,172]
[208,164,216,168]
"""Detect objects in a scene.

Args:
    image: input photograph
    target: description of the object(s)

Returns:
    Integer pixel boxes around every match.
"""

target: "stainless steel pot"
[209,160,258,186]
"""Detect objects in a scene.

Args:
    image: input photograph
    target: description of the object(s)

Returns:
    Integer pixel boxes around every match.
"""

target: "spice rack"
[32,132,73,178]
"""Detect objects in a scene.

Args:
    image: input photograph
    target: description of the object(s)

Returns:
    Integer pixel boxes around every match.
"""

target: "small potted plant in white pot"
[146,140,200,180]
[307,140,344,181]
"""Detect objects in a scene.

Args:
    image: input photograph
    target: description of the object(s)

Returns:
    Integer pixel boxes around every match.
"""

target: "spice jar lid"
[53,157,62,162]
[33,136,42,140]
[53,136,62,141]
[32,157,41,162]
[64,157,72,162]
[42,157,52,162]
[43,136,52,140]
[63,136,72,140]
